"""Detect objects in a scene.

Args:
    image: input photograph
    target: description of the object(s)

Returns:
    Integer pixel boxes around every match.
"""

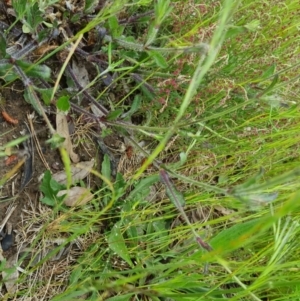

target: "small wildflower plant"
[0,0,300,300]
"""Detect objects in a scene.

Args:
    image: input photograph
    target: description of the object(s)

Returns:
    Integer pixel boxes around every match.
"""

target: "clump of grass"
[1,0,300,300]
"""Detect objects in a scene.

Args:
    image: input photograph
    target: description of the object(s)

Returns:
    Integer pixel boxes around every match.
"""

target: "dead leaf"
[57,186,94,206]
[52,160,94,185]
[56,111,80,163]
[71,60,90,88]
[91,104,107,125]
[2,253,19,294]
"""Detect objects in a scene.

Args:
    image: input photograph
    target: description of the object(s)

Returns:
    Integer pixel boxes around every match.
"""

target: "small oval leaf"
[56,95,70,112]
[108,222,133,267]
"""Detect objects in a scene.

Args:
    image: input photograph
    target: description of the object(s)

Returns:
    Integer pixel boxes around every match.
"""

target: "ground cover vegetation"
[0,0,300,300]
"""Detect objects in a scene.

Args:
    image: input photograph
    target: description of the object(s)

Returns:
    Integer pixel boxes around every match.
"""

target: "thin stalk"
[51,34,83,101]
[114,38,210,54]
[133,0,240,179]
[232,167,300,194]
[216,257,262,301]
[160,169,212,252]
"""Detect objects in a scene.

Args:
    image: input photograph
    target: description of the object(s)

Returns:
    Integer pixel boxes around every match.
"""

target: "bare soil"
[0,83,58,255]
[0,81,131,258]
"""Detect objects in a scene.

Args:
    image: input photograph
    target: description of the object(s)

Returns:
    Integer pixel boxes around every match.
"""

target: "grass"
[1,0,300,300]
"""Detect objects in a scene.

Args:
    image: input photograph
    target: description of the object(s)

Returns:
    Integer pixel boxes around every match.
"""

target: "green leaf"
[108,222,133,267]
[101,154,111,181]
[108,15,118,34]
[145,23,158,47]
[12,0,27,18]
[128,175,160,200]
[39,171,60,195]
[125,223,139,247]
[59,147,72,189]
[107,109,123,121]
[121,202,144,245]
[114,173,126,199]
[50,289,89,301]
[225,26,246,39]
[56,95,70,112]
[39,170,65,206]
[136,0,152,5]
[160,169,185,209]
[40,196,56,206]
[24,88,43,115]
[50,176,64,192]
[140,84,155,101]
[218,175,228,185]
[148,50,168,68]
[35,87,54,105]
[108,16,124,38]
[0,135,29,150]
[210,218,271,253]
[16,60,51,79]
[22,23,31,34]
[261,93,282,108]
[70,13,81,23]
[260,64,276,80]
[165,184,185,209]
[25,3,43,33]
[0,61,18,82]
[244,19,260,32]
[238,192,278,210]
[84,0,99,13]
[233,168,264,190]
[106,294,134,301]
[37,28,53,42]
[258,75,279,97]
[155,0,173,21]
[69,266,82,285]
[122,94,141,120]
[42,21,53,28]
[151,220,167,234]
[46,133,65,149]
[121,50,140,60]
[179,152,187,165]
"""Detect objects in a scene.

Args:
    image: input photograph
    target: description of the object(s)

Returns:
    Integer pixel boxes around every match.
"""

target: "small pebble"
[52,162,61,170]
[1,233,14,251]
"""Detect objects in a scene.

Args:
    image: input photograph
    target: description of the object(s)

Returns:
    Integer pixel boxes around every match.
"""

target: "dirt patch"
[0,3,157,298]
[0,82,131,255]
[0,84,57,253]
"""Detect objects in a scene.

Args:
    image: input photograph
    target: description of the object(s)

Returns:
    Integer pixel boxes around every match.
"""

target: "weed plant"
[1,0,300,300]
